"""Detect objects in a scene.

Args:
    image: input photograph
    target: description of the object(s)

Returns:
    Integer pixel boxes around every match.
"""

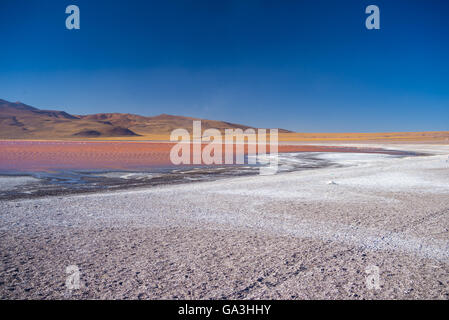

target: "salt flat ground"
[1,144,449,299]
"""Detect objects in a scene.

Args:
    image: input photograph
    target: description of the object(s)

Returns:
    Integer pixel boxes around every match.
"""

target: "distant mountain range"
[0,99,291,139]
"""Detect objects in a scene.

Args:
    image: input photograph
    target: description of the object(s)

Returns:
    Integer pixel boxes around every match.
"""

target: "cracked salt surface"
[3,147,449,261]
[2,145,449,299]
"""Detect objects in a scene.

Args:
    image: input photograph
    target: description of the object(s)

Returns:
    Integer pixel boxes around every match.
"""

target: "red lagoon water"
[0,140,411,172]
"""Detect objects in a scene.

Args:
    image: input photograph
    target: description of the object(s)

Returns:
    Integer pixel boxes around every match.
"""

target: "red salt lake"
[0,140,412,172]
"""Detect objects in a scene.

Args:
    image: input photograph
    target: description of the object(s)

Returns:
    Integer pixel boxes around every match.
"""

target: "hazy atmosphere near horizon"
[0,0,448,132]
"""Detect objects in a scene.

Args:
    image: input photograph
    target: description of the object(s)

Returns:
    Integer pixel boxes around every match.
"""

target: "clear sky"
[0,0,448,132]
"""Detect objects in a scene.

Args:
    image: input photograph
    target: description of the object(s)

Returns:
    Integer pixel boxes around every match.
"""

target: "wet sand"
[1,144,448,299]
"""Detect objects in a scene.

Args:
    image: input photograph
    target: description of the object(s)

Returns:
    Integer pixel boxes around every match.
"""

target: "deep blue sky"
[1,0,448,132]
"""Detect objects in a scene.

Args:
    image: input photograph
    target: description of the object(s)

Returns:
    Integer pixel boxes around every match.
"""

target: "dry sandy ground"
[1,144,449,299]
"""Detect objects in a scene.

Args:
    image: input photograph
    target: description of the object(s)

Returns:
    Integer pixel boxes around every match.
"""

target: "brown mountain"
[0,99,290,139]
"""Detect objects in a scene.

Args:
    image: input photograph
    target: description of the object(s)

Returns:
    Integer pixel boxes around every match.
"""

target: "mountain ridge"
[0,99,291,139]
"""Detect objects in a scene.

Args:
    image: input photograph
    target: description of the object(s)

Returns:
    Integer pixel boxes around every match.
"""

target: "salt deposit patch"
[338,171,449,192]
[94,172,153,180]
[0,176,39,191]
[315,152,400,166]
